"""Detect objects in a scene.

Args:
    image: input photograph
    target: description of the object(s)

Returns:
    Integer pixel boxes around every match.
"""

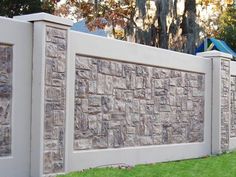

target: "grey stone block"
[0,45,12,157]
[74,55,205,151]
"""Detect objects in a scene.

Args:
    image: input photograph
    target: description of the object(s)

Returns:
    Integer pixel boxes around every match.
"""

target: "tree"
[58,0,236,54]
[56,0,145,42]
[217,6,236,50]
[181,0,197,54]
[155,0,169,49]
[0,0,59,18]
[56,0,236,54]
[58,0,196,52]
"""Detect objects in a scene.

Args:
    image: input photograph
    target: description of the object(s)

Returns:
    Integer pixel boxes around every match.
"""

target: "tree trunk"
[155,0,169,49]
[181,0,197,54]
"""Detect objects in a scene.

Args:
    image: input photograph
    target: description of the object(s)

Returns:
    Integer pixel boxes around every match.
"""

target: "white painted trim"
[13,12,73,27]
[30,21,47,177]
[0,16,32,24]
[0,16,33,177]
[65,23,72,174]
[69,143,210,171]
[230,61,236,75]
[211,58,222,154]
[228,60,231,151]
[230,61,236,150]
[66,31,76,174]
[197,50,233,59]
[66,30,212,172]
[69,31,211,73]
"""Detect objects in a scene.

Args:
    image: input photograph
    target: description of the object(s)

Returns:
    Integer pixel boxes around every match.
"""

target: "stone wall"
[0,45,12,156]
[74,55,205,150]
[43,26,67,175]
[231,76,236,138]
[221,60,230,152]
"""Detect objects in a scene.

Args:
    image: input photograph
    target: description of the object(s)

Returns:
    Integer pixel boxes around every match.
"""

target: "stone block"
[75,56,92,70]
[110,62,123,76]
[76,70,91,79]
[46,27,66,39]
[139,136,153,145]
[52,149,64,161]
[113,100,126,112]
[88,107,102,114]
[104,75,113,94]
[126,73,136,89]
[124,134,136,146]
[97,60,111,74]
[88,115,97,131]
[132,99,139,113]
[109,120,121,128]
[73,56,205,151]
[145,89,152,100]
[81,99,88,112]
[101,96,113,113]
[0,73,9,84]
[97,74,105,94]
[43,27,67,174]
[46,43,58,58]
[135,77,143,89]
[88,81,97,94]
[124,90,133,102]
[131,113,140,122]
[123,64,136,76]
[113,129,124,147]
[127,127,136,134]
[134,89,145,99]
[74,139,92,150]
[113,77,126,89]
[0,85,11,97]
[88,95,101,107]
[53,111,65,126]
[92,136,108,149]
[45,87,62,101]
[75,79,88,98]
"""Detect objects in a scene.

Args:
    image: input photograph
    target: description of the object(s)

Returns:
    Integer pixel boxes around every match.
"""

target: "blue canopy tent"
[196,38,236,58]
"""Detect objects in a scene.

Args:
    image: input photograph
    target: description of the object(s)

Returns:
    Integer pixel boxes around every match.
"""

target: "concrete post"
[198,50,233,154]
[14,13,73,177]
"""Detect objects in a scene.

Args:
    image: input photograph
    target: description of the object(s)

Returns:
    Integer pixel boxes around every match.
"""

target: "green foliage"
[0,0,58,18]
[218,7,236,51]
[59,151,236,177]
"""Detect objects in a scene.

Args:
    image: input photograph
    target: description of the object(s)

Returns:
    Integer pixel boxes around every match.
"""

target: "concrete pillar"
[198,50,233,154]
[14,13,73,177]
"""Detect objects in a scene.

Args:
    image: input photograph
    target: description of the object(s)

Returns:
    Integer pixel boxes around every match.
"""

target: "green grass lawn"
[58,151,236,177]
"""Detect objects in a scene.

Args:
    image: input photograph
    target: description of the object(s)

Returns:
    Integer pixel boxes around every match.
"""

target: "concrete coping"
[197,50,233,59]
[13,12,73,27]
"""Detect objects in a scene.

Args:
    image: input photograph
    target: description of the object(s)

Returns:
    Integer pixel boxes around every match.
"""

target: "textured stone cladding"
[221,60,230,152]
[74,56,205,150]
[231,76,236,137]
[43,26,67,174]
[0,45,12,156]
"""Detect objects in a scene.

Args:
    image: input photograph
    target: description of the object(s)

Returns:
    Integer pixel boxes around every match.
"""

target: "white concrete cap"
[197,50,233,59]
[13,12,73,27]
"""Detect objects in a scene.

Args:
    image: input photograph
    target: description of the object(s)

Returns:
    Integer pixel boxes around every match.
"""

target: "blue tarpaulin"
[196,38,236,57]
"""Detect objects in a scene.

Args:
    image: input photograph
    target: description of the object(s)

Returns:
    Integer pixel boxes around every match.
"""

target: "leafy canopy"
[217,6,236,51]
[0,0,59,17]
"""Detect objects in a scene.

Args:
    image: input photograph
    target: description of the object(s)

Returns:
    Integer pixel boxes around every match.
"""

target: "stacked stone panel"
[74,55,205,150]
[221,60,230,152]
[43,27,67,175]
[231,76,236,137]
[0,45,12,156]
